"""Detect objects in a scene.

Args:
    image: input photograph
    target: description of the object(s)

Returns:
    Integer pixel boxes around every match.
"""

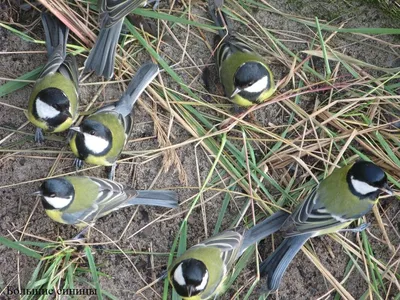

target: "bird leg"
[339,223,370,233]
[74,158,84,170]
[146,0,160,10]
[107,163,117,180]
[34,128,45,144]
[72,226,89,241]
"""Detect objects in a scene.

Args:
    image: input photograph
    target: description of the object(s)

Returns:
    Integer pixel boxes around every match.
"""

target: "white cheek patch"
[351,177,379,195]
[83,133,110,154]
[36,98,59,119]
[173,264,186,286]
[44,195,73,209]
[243,75,269,94]
[196,270,209,291]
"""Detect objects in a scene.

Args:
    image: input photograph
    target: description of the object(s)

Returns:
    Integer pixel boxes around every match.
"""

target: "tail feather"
[115,62,159,116]
[84,19,124,79]
[41,12,68,58]
[259,234,311,292]
[126,190,178,209]
[240,210,290,254]
[208,0,232,37]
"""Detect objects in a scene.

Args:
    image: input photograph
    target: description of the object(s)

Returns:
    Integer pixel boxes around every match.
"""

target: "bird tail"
[240,210,290,254]
[208,0,232,37]
[41,12,68,58]
[259,233,312,292]
[115,62,160,116]
[127,190,178,209]
[84,19,124,79]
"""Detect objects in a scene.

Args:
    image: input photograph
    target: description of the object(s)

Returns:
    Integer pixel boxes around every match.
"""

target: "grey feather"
[240,210,290,255]
[115,62,159,116]
[126,190,178,208]
[259,233,312,292]
[39,13,69,79]
[58,55,79,89]
[41,12,68,57]
[85,0,147,78]
[208,0,232,37]
[84,19,124,79]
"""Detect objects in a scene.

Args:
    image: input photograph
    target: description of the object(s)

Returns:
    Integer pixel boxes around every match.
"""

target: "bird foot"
[74,158,84,170]
[34,128,45,144]
[72,226,89,241]
[107,164,117,180]
[146,0,160,10]
[340,223,370,233]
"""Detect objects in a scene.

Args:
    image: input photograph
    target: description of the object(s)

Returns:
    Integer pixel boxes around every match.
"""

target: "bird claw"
[107,164,117,180]
[72,226,89,241]
[34,128,45,144]
[74,158,84,170]
[146,0,160,10]
[340,223,370,233]
[66,129,74,142]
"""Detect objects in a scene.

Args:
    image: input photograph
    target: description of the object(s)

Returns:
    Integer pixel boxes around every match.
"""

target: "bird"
[27,12,79,143]
[84,0,159,79]
[208,0,275,108]
[33,175,178,227]
[168,210,290,299]
[69,61,159,179]
[259,160,393,293]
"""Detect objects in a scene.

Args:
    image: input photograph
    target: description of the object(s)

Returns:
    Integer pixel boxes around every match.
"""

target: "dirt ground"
[0,0,399,299]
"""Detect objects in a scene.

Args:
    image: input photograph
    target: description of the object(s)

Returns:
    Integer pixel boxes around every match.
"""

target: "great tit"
[208,0,275,107]
[168,211,289,299]
[27,12,79,143]
[33,176,178,227]
[84,0,158,79]
[259,160,393,292]
[69,62,159,179]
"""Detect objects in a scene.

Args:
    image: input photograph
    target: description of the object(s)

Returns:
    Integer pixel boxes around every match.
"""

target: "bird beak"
[380,183,393,196]
[188,286,195,297]
[32,190,42,196]
[69,126,81,133]
[230,87,241,98]
[62,110,72,118]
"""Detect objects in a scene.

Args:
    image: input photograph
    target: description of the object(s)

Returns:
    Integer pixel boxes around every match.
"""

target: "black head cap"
[171,258,209,297]
[234,62,270,90]
[80,119,112,140]
[347,161,392,198]
[38,178,74,210]
[35,88,71,114]
[34,88,72,128]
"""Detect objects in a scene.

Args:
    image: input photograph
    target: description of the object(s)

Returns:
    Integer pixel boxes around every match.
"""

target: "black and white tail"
[127,190,178,209]
[115,62,159,116]
[259,233,312,292]
[41,12,68,58]
[240,210,290,254]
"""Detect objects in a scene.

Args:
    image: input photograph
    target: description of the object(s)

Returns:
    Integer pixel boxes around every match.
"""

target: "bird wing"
[62,177,135,224]
[58,55,79,90]
[99,0,146,28]
[39,44,65,79]
[194,230,243,271]
[283,186,347,237]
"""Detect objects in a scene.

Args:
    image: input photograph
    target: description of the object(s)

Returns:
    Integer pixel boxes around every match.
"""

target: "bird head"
[33,178,74,210]
[34,88,72,122]
[347,161,393,198]
[231,61,271,98]
[70,120,112,155]
[171,258,209,297]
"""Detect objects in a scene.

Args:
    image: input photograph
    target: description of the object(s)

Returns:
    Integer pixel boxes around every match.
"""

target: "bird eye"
[89,130,96,136]
[49,193,56,198]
